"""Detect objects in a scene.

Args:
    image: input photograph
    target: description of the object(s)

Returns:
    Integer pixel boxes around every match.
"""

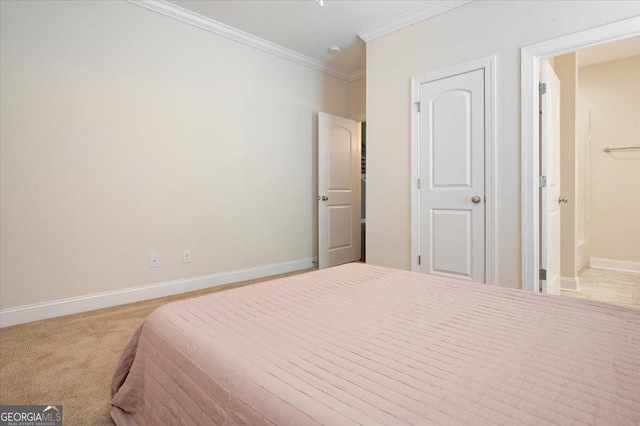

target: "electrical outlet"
[149,253,159,268]
[183,249,191,264]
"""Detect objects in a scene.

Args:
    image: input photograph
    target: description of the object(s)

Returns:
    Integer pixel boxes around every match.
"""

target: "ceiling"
[169,1,457,75]
[577,35,640,67]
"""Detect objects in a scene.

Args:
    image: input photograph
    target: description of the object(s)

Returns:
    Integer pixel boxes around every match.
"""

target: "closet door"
[419,69,485,283]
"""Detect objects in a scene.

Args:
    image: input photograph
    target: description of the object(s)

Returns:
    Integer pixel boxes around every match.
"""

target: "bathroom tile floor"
[561,267,640,308]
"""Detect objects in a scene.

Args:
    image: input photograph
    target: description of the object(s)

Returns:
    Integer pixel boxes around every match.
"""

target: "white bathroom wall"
[578,55,640,267]
[575,72,590,273]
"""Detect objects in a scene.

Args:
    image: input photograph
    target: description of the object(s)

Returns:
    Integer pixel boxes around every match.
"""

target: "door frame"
[520,16,640,292]
[410,55,497,285]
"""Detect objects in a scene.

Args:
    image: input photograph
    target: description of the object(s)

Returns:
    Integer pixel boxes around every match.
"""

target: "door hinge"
[539,176,547,188]
[539,83,547,95]
[415,101,421,112]
[539,268,547,281]
[418,255,421,266]
[417,178,421,189]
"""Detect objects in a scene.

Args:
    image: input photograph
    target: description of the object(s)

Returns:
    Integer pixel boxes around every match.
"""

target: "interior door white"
[318,112,361,269]
[419,69,485,282]
[540,60,562,295]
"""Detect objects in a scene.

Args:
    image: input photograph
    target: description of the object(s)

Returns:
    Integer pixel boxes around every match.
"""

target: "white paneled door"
[318,113,361,269]
[540,60,562,295]
[419,69,485,282]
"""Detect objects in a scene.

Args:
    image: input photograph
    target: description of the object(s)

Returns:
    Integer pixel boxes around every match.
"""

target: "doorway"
[542,41,640,307]
[317,112,361,269]
[521,16,640,299]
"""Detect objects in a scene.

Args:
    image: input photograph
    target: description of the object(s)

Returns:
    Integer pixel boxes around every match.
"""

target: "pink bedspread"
[111,263,640,425]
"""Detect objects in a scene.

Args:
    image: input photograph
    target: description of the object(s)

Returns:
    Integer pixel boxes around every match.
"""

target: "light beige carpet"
[0,268,314,425]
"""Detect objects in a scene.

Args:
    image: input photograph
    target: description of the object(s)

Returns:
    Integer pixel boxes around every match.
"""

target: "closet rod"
[603,146,640,153]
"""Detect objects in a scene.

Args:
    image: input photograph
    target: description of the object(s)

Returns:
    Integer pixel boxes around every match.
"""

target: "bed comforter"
[111,263,640,425]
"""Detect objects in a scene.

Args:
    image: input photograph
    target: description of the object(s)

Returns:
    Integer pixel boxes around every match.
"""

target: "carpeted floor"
[0,268,314,425]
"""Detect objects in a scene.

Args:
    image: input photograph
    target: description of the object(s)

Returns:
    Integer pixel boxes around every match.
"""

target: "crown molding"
[127,0,360,81]
[350,69,366,81]
[358,0,471,43]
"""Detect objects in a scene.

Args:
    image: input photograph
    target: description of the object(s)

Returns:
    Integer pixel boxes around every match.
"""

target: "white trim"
[590,258,640,273]
[358,1,470,43]
[520,17,640,292]
[127,0,363,82]
[350,69,366,81]
[0,257,314,328]
[410,55,497,285]
[560,276,581,292]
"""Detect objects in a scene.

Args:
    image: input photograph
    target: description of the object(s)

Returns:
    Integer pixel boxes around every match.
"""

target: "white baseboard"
[590,257,640,273]
[560,276,581,292]
[0,257,316,328]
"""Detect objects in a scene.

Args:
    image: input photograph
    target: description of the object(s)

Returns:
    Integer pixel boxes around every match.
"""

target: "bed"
[111,263,640,425]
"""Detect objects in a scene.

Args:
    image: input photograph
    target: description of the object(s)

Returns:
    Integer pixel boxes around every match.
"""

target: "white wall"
[576,63,590,273]
[0,0,350,310]
[575,110,589,272]
[349,78,366,119]
[366,0,640,288]
[578,55,640,263]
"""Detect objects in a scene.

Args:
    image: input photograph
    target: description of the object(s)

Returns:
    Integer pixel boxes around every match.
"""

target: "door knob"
[471,196,482,204]
[558,196,568,204]
[320,196,329,201]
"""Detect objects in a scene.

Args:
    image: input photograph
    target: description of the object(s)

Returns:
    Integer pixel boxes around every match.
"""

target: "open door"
[540,60,561,295]
[318,113,361,269]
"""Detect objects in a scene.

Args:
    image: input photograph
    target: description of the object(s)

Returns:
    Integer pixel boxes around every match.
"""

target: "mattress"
[111,263,640,425]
